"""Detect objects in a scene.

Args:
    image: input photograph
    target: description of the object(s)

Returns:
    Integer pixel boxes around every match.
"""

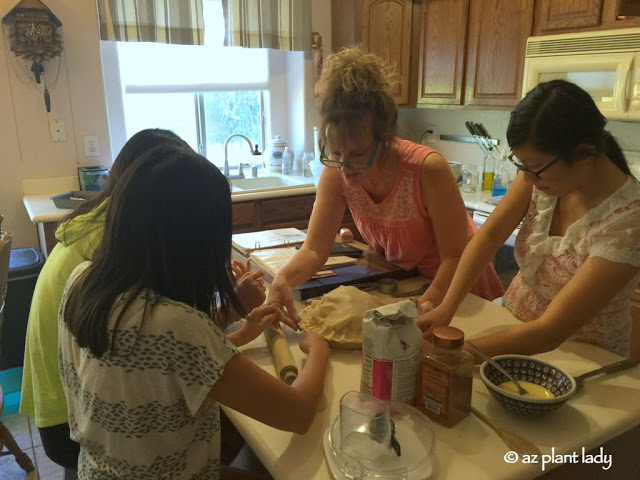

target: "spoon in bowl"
[466,341,529,396]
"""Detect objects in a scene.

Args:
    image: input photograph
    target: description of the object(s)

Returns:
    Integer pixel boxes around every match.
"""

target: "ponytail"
[601,130,632,176]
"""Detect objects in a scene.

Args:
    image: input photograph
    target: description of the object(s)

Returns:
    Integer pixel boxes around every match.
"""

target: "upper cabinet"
[535,0,640,35]
[362,0,415,105]
[416,0,534,108]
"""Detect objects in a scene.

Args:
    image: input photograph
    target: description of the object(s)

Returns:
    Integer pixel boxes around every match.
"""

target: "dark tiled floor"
[0,411,64,479]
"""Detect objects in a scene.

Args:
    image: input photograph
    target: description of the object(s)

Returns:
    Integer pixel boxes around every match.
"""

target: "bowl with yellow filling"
[479,355,576,416]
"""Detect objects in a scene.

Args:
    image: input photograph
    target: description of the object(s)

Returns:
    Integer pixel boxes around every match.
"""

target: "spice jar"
[417,326,473,427]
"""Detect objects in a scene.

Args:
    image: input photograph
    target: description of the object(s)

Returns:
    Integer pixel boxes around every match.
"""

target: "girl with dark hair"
[419,80,640,360]
[20,129,267,474]
[58,145,329,480]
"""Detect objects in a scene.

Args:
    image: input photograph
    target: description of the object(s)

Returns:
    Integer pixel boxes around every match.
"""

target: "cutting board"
[292,242,418,301]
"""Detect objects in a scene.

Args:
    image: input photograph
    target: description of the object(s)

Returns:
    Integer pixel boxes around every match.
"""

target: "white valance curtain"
[221,0,311,51]
[97,0,205,45]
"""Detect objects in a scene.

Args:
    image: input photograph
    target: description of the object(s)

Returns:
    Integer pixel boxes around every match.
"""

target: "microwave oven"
[522,28,640,122]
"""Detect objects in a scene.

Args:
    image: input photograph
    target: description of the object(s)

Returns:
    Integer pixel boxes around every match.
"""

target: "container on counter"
[492,151,510,197]
[281,147,294,175]
[417,326,473,427]
[265,136,288,173]
[482,153,496,191]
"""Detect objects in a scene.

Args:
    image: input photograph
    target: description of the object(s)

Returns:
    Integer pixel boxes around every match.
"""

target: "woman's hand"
[229,304,288,346]
[266,278,301,331]
[236,269,266,313]
[415,303,455,336]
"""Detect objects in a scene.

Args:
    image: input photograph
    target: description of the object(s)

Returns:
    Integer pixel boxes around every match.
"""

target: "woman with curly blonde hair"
[268,46,503,328]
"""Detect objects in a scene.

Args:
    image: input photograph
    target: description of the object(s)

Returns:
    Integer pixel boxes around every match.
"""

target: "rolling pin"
[264,326,298,385]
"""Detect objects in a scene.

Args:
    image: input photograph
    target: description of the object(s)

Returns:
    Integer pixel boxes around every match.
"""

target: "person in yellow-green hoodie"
[19,129,192,471]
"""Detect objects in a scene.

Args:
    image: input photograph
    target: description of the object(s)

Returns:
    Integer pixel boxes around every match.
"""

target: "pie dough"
[299,286,384,348]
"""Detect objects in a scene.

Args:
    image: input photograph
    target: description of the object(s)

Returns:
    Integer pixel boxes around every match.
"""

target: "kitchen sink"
[230,175,314,193]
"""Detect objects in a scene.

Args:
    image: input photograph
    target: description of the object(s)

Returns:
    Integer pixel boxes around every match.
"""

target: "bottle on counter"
[482,152,496,191]
[417,326,473,427]
[281,147,294,175]
[492,151,511,197]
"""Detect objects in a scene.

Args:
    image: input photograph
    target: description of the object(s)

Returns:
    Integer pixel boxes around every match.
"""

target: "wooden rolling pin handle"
[265,326,299,384]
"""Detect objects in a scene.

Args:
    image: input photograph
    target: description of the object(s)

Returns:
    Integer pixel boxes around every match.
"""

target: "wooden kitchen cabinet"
[362,0,415,105]
[464,0,535,107]
[232,193,363,242]
[417,0,534,108]
[534,0,640,35]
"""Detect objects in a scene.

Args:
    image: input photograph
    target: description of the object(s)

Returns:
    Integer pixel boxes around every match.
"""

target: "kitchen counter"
[222,276,640,480]
[461,189,497,214]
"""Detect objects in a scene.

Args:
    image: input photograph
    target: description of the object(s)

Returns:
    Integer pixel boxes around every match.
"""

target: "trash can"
[0,248,44,368]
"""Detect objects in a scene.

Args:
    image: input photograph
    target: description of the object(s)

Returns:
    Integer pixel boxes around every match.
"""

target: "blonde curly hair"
[316,45,399,151]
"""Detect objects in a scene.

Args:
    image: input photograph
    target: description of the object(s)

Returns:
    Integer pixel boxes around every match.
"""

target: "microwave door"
[523,53,634,121]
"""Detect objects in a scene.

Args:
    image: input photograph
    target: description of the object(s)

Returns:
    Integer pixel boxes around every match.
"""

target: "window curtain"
[221,0,311,51]
[97,0,205,45]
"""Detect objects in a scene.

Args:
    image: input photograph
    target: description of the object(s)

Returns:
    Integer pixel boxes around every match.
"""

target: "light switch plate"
[49,117,66,142]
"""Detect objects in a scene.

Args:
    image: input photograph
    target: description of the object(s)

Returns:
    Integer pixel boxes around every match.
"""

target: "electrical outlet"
[84,136,100,156]
[423,125,437,144]
[49,117,66,142]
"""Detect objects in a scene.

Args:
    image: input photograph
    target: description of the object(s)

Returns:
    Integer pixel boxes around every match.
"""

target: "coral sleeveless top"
[342,138,504,301]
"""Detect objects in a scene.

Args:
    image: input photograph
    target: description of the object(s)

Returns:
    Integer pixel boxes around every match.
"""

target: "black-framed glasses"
[319,142,379,170]
[508,153,561,181]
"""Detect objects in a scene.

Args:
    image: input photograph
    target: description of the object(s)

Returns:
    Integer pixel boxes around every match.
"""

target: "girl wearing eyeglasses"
[267,46,503,329]
[420,79,640,360]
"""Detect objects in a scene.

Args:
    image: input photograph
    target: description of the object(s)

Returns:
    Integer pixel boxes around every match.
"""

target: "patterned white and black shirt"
[58,262,239,479]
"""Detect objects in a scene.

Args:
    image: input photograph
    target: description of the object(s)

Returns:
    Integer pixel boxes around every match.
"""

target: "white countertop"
[461,189,497,214]
[22,174,320,223]
[222,276,640,480]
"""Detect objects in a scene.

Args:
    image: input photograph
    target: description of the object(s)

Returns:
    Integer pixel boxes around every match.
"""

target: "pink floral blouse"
[504,178,640,356]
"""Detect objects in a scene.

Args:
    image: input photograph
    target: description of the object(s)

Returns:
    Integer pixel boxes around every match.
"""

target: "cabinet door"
[416,0,469,106]
[601,0,640,29]
[464,0,534,107]
[362,0,414,105]
[534,0,604,34]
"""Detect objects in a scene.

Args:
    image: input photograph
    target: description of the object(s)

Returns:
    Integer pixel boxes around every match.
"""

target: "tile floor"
[0,411,64,479]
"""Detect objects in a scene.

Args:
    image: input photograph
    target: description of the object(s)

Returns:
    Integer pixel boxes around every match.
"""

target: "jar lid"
[432,326,464,349]
[271,135,288,147]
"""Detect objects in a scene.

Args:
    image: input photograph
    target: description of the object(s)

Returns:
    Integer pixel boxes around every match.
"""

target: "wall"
[397,108,640,169]
[0,0,110,248]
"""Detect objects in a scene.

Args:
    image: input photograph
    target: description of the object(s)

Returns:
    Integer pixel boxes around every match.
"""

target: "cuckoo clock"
[2,0,63,112]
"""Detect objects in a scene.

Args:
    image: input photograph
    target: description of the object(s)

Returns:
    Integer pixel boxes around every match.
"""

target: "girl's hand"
[236,269,266,313]
[416,304,455,336]
[299,331,329,356]
[232,259,251,280]
[231,304,288,346]
[266,279,301,331]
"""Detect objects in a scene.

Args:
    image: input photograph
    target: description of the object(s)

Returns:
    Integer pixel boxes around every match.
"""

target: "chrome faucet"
[224,134,254,179]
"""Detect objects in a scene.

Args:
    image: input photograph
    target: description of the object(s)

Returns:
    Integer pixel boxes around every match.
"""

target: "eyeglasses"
[319,142,379,170]
[508,153,561,181]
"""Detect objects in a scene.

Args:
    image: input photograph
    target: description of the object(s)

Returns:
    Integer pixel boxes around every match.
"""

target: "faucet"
[238,163,254,177]
[224,134,254,179]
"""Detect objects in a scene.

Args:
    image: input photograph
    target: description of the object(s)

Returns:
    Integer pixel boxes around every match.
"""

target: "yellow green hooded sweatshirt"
[20,204,105,428]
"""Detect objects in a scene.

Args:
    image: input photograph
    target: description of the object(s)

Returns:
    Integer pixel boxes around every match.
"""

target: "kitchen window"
[101,0,288,172]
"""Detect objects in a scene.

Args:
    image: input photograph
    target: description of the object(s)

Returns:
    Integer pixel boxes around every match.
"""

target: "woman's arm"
[209,331,330,434]
[268,167,347,326]
[418,152,471,306]
[467,256,640,360]
[417,172,533,332]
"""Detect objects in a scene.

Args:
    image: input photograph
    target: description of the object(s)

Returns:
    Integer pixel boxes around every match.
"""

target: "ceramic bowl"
[479,355,576,417]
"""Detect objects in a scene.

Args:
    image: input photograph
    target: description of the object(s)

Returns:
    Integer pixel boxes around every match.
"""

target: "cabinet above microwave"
[522,28,640,122]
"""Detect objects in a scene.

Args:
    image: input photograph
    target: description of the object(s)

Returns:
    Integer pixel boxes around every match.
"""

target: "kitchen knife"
[471,122,496,155]
[574,358,639,390]
[465,121,489,156]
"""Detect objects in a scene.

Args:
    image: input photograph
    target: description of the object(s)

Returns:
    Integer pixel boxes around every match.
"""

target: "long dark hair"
[59,129,190,239]
[507,79,631,176]
[63,144,244,357]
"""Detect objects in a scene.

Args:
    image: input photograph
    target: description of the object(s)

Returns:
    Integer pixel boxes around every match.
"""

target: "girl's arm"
[209,331,330,434]
[417,173,533,332]
[268,167,347,327]
[467,256,640,360]
[417,152,472,306]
